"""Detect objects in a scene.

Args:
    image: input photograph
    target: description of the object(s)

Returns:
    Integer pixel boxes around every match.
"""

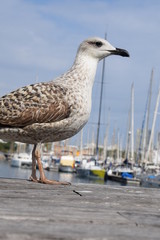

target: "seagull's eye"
[95,41,103,47]
[88,41,103,48]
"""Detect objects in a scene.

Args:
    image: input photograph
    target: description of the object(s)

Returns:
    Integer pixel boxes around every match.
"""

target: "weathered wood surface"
[0,178,160,240]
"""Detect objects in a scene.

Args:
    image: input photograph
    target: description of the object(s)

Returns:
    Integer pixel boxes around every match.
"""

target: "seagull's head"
[77,37,130,61]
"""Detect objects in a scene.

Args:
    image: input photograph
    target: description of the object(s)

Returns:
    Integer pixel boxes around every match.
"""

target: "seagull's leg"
[34,143,70,185]
[30,144,38,182]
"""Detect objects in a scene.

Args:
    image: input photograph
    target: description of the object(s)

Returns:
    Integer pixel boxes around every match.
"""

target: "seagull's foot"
[31,143,70,185]
[30,176,70,185]
[39,178,71,185]
[30,175,39,183]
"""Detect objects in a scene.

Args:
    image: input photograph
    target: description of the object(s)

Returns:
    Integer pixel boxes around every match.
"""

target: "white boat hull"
[11,153,32,168]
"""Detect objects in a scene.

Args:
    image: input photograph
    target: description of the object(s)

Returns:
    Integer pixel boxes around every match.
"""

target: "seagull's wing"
[0,82,71,127]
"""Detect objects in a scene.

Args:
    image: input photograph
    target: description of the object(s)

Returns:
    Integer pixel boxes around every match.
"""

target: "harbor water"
[0,159,124,187]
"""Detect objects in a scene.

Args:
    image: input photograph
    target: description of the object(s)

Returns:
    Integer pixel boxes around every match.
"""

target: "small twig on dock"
[73,190,82,196]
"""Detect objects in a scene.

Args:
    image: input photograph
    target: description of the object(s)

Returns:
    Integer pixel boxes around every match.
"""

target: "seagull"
[0,37,129,184]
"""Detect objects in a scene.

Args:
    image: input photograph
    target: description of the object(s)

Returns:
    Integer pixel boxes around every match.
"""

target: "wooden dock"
[0,178,160,240]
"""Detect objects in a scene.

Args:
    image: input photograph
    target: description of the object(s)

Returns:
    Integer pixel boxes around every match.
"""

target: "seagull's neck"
[64,53,99,89]
[75,54,98,84]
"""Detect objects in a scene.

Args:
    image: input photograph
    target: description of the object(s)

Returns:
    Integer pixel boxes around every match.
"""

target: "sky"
[0,0,160,149]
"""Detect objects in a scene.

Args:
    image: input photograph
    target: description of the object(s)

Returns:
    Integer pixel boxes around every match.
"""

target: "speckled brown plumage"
[0,83,71,127]
[0,67,91,143]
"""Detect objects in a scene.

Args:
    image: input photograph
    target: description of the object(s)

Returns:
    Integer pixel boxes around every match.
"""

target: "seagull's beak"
[109,48,130,57]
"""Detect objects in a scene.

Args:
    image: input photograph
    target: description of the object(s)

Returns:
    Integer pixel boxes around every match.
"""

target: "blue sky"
[0,0,160,148]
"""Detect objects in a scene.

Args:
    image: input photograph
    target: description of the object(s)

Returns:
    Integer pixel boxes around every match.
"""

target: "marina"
[1,156,160,188]
[0,159,123,186]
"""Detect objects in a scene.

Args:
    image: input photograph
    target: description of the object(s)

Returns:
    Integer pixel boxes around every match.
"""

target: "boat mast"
[145,88,160,163]
[117,129,120,161]
[96,33,107,159]
[103,108,110,161]
[144,69,153,158]
[125,103,131,160]
[125,83,134,162]
[80,129,83,160]
[91,125,95,155]
[136,69,153,163]
[131,83,134,163]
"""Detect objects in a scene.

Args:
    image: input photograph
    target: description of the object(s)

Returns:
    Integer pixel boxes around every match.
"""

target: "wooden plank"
[0,178,160,240]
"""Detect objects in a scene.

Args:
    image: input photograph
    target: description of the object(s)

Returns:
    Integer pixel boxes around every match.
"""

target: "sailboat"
[141,87,160,177]
[76,129,106,179]
[106,83,141,184]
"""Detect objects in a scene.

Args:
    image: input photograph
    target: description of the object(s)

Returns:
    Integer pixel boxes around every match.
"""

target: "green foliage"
[0,142,14,153]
